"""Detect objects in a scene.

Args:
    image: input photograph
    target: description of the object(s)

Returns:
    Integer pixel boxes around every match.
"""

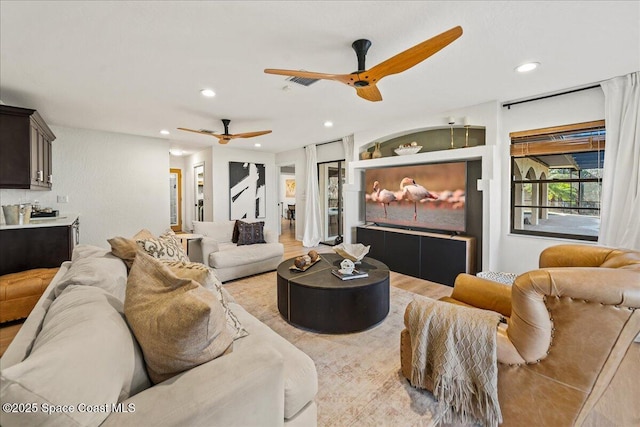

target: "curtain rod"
[502,84,600,109]
[304,139,342,149]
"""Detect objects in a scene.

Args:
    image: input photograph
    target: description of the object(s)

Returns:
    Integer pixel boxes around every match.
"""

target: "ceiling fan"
[178,119,272,144]
[264,26,462,102]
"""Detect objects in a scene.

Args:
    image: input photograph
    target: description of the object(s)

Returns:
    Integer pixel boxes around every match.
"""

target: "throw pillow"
[232,219,242,243]
[108,229,155,269]
[0,285,151,427]
[159,259,248,340]
[135,229,189,263]
[125,252,233,384]
[237,221,266,246]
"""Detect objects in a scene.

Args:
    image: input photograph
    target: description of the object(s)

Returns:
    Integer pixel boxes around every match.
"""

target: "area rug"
[224,271,459,427]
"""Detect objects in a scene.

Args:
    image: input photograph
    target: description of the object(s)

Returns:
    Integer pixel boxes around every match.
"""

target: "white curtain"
[342,134,354,184]
[303,144,323,247]
[599,71,640,249]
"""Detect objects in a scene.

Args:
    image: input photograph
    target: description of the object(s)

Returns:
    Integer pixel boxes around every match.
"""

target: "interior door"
[194,163,205,222]
[318,160,345,245]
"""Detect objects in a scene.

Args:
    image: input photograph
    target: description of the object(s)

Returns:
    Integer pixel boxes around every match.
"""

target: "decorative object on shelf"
[360,151,372,160]
[333,242,370,262]
[372,142,383,159]
[448,117,456,149]
[339,258,355,275]
[463,116,471,148]
[394,143,423,156]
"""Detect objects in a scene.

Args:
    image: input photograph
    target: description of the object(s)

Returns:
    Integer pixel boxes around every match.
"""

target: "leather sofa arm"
[539,244,620,268]
[449,273,513,318]
[102,345,285,427]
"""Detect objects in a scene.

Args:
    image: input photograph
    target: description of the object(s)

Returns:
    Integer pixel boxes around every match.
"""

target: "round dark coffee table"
[276,253,390,334]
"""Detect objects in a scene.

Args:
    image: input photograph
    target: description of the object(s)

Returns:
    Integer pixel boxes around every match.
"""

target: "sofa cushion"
[237,221,266,246]
[193,220,235,243]
[209,242,284,269]
[54,244,128,302]
[230,302,318,419]
[136,229,189,263]
[0,285,151,427]
[108,229,155,269]
[125,252,233,384]
[159,259,248,340]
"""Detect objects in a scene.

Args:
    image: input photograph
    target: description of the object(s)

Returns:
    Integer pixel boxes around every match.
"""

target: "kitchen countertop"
[0,213,79,230]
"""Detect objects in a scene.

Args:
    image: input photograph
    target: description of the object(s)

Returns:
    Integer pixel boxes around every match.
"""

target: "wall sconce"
[447,117,455,149]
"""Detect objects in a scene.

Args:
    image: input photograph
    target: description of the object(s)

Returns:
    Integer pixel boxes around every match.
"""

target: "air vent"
[198,129,217,134]
[285,74,319,87]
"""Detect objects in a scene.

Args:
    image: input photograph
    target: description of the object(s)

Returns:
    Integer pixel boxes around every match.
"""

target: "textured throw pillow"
[0,285,150,427]
[159,260,248,340]
[125,252,233,384]
[237,221,266,246]
[108,229,155,269]
[135,229,189,263]
[232,220,242,243]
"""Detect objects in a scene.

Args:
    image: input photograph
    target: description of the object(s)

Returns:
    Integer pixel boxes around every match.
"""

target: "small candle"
[463,117,470,126]
[447,116,455,125]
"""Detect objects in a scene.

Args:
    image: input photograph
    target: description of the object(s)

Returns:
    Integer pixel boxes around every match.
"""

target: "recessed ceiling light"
[515,62,540,73]
[160,129,170,135]
[169,149,183,156]
[200,89,216,97]
[254,143,261,148]
[324,121,333,128]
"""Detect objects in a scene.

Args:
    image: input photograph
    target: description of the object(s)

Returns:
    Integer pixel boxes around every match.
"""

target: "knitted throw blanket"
[407,297,503,427]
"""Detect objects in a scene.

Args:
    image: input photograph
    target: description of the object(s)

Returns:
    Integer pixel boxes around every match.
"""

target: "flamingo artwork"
[400,177,437,220]
[372,181,397,217]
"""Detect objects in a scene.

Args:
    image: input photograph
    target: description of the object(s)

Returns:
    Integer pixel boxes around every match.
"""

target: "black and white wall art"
[229,162,266,220]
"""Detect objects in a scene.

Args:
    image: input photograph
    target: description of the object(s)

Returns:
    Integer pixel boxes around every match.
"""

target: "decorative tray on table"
[289,256,322,272]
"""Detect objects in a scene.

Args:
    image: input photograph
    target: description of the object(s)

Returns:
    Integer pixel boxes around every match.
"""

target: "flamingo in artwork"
[373,181,397,217]
[400,177,438,220]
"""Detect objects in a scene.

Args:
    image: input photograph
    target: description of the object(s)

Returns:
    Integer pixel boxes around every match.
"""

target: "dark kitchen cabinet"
[0,218,79,276]
[0,105,56,190]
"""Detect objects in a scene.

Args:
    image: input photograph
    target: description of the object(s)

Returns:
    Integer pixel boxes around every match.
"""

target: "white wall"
[0,126,170,247]
[210,146,278,233]
[497,87,605,273]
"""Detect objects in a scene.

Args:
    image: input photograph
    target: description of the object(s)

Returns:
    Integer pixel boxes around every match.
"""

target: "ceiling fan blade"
[355,84,383,102]
[177,127,223,138]
[367,26,463,81]
[264,68,352,84]
[231,130,273,139]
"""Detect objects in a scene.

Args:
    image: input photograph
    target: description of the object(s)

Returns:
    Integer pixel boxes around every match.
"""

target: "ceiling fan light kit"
[264,26,463,102]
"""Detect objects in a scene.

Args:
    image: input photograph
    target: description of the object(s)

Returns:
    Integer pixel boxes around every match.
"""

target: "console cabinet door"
[357,227,386,261]
[383,232,421,278]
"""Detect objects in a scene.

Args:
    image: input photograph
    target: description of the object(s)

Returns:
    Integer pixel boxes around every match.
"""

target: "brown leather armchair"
[401,244,640,426]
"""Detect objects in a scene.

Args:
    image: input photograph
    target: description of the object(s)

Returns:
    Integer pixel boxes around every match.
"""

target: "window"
[510,120,605,241]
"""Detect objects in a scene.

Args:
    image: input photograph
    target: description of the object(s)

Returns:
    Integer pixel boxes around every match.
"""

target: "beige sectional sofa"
[0,245,317,426]
[190,220,284,282]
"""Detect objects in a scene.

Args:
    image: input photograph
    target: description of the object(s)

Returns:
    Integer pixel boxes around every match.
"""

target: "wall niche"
[363,126,486,158]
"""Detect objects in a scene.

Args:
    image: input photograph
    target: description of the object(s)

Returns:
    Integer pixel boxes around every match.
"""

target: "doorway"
[170,168,182,232]
[194,163,205,222]
[318,160,345,245]
[279,164,296,238]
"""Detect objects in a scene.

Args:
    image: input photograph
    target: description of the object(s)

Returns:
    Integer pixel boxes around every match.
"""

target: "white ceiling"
[1,1,638,155]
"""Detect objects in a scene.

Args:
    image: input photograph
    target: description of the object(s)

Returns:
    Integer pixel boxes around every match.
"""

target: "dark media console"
[356,225,476,286]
